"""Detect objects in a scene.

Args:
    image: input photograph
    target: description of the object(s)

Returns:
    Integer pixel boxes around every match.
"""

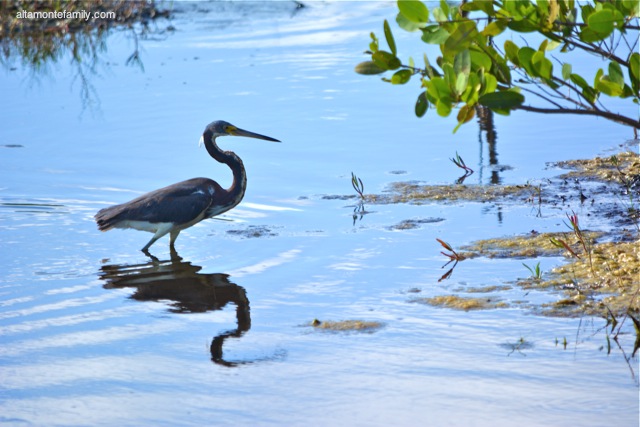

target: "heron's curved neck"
[203,130,246,204]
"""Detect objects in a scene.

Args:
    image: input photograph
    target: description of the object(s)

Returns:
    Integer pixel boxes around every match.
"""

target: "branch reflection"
[99,250,253,367]
[477,105,500,185]
[0,1,172,111]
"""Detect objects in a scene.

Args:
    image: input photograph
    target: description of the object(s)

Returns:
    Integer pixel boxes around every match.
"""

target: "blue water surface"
[0,2,638,426]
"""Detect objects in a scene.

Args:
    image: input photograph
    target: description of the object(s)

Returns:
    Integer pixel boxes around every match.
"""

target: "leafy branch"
[355,0,640,131]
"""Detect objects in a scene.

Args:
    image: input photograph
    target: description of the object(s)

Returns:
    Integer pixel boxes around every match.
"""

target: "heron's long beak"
[232,127,280,142]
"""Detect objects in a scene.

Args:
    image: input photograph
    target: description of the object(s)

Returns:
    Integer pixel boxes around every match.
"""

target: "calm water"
[1,2,638,426]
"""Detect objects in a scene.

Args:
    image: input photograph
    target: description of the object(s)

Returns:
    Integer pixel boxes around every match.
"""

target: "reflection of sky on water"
[227,248,301,277]
[192,30,365,48]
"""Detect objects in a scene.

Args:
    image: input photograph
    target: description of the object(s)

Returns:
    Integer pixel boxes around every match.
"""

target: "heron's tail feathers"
[95,207,121,231]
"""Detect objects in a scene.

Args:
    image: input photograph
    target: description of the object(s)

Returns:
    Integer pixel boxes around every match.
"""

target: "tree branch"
[560,36,629,67]
[549,76,598,110]
[519,85,565,109]
[515,105,640,128]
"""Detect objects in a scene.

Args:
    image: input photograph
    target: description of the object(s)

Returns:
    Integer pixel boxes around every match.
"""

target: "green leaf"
[421,26,450,44]
[453,105,475,133]
[432,7,448,22]
[369,32,379,53]
[384,20,397,56]
[547,0,560,28]
[620,85,634,99]
[423,53,440,79]
[456,104,476,124]
[579,27,607,43]
[436,100,452,117]
[470,50,492,71]
[482,19,508,37]
[537,0,550,15]
[355,61,387,75]
[482,72,498,94]
[545,40,561,51]
[581,86,598,104]
[517,46,536,76]
[623,0,640,16]
[461,73,481,104]
[623,0,638,11]
[428,76,452,101]
[478,91,525,109]
[629,52,640,94]
[444,21,479,55]
[531,51,553,80]
[398,0,429,24]
[561,63,572,81]
[396,13,423,32]
[594,68,604,87]
[453,49,471,76]
[570,73,589,91]
[443,63,457,91]
[583,87,598,104]
[425,90,437,105]
[455,73,468,95]
[489,50,512,84]
[538,39,549,52]
[612,8,625,29]
[507,18,539,33]
[608,61,624,87]
[596,77,623,96]
[372,51,401,70]
[587,10,614,37]
[391,69,412,84]
[415,91,429,117]
[581,3,595,23]
[460,0,494,15]
[504,40,520,66]
[439,0,450,17]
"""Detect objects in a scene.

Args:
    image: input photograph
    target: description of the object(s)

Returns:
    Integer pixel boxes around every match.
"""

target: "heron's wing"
[96,178,217,229]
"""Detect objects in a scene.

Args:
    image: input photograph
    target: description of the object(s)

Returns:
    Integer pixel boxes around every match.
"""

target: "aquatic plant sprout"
[351,172,365,200]
[523,261,542,280]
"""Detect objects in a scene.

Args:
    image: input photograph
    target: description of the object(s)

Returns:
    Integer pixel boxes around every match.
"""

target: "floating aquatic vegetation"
[551,151,640,183]
[388,217,444,230]
[373,182,532,204]
[309,319,384,333]
[460,231,603,259]
[226,225,277,239]
[537,240,640,317]
[412,295,508,311]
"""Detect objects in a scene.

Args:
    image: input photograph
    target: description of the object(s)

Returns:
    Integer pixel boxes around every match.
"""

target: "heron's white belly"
[118,220,174,234]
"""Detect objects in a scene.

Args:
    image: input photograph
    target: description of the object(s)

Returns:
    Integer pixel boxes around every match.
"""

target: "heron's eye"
[225,126,237,135]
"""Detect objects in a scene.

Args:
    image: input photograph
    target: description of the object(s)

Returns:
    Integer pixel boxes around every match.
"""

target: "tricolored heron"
[95,120,280,253]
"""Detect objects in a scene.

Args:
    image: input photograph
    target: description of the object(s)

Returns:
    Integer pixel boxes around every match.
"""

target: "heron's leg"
[141,227,172,252]
[169,230,181,247]
[143,249,160,262]
[169,245,181,262]
[141,235,161,252]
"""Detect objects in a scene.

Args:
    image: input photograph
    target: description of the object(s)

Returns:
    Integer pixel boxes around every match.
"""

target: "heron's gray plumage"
[95,178,222,231]
[94,120,279,253]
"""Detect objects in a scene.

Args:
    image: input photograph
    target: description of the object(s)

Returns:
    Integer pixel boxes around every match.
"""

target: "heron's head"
[201,120,280,145]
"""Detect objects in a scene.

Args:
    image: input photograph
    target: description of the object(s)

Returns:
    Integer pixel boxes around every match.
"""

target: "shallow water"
[1,2,638,426]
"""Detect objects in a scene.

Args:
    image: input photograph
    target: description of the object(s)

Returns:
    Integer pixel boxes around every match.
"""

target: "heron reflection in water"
[100,250,258,367]
[95,121,280,254]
